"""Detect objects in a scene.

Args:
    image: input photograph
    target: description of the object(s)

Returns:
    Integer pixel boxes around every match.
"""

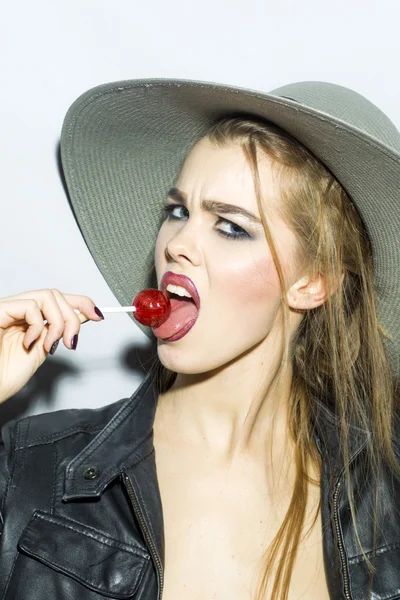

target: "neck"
[155,335,294,466]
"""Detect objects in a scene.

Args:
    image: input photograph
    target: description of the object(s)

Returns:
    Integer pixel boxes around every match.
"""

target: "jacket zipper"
[333,478,351,600]
[123,472,164,600]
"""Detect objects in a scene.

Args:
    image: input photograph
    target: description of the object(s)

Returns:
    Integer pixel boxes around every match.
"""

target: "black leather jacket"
[1,371,400,600]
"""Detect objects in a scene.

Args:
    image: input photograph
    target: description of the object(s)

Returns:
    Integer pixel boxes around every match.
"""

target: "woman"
[0,78,400,600]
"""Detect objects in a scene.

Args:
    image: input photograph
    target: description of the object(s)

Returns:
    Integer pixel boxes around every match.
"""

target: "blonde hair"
[148,116,399,599]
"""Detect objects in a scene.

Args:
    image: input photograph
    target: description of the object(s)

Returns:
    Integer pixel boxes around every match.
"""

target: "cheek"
[216,254,282,321]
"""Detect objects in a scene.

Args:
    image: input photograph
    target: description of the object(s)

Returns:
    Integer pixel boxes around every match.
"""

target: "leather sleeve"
[0,420,16,532]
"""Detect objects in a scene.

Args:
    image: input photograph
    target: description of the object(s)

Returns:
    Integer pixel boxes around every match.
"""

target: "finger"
[4,289,79,353]
[58,292,102,323]
[0,299,46,351]
[49,290,105,348]
[2,290,101,323]
[31,290,69,353]
[50,289,90,350]
[53,291,104,327]
[77,313,91,325]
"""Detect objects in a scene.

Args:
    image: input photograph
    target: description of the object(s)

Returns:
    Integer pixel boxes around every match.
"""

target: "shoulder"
[0,396,129,454]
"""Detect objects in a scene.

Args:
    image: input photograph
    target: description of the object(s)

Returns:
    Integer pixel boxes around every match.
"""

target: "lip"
[161,316,198,342]
[161,271,201,310]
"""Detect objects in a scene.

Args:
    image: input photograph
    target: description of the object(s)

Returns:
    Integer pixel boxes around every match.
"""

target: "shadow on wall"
[0,339,158,430]
[0,144,159,431]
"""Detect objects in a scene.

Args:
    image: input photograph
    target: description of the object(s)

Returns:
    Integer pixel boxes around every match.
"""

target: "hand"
[0,289,103,404]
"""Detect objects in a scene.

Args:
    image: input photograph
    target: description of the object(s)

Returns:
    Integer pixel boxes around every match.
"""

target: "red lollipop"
[131,289,171,328]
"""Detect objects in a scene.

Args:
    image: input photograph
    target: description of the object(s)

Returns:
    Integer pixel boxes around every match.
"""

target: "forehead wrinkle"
[167,187,262,225]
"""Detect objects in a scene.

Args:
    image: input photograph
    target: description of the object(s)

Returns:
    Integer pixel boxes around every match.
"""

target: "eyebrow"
[167,187,262,225]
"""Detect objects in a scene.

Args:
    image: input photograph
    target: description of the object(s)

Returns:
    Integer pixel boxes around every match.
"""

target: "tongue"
[152,297,198,339]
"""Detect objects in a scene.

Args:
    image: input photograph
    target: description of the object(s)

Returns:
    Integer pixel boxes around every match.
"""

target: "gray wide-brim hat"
[60,78,400,378]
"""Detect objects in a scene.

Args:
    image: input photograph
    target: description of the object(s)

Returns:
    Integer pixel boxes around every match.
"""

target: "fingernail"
[71,334,79,350]
[94,306,104,320]
[50,340,60,355]
[28,340,36,351]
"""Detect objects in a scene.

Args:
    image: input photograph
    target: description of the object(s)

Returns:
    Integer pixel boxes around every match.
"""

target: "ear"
[286,273,341,311]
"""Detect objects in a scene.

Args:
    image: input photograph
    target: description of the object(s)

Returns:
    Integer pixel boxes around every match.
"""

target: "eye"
[161,203,251,241]
[162,204,187,221]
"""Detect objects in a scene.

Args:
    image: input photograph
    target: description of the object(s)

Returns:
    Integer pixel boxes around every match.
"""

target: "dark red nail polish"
[71,334,79,350]
[28,340,36,351]
[94,306,104,319]
[50,340,59,355]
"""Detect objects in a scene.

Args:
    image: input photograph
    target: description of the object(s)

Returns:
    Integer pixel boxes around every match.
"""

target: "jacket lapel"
[63,371,158,501]
[311,398,370,478]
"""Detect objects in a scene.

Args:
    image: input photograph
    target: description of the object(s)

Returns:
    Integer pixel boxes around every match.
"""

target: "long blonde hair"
[147,116,399,599]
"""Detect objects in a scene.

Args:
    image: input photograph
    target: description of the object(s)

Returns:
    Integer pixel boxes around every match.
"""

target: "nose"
[165,222,202,266]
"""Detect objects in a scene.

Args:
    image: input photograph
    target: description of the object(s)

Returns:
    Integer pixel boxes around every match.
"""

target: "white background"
[1,0,399,426]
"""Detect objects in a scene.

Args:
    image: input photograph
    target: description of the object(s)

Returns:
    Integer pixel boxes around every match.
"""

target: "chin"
[156,348,204,375]
[156,336,259,377]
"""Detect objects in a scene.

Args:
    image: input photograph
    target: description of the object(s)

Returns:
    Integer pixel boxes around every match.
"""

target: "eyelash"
[161,203,250,241]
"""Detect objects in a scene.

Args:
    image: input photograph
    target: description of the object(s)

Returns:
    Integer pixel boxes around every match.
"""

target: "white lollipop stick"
[98,306,137,313]
[74,306,136,315]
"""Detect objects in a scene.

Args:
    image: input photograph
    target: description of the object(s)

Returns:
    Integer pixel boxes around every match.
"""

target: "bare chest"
[154,440,331,600]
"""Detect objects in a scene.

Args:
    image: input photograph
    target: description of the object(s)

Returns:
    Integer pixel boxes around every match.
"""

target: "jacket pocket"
[348,542,400,600]
[15,510,150,599]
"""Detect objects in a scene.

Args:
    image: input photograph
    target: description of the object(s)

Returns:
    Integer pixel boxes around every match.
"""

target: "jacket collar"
[63,371,371,500]
[63,371,158,501]
[312,398,371,476]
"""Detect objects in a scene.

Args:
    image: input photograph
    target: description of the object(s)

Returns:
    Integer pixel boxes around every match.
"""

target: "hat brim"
[60,78,400,377]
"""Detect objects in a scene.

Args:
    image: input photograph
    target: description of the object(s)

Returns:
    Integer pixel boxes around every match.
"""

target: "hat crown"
[270,81,400,153]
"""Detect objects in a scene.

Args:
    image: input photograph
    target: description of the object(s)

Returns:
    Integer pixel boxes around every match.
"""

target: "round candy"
[132,289,171,328]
